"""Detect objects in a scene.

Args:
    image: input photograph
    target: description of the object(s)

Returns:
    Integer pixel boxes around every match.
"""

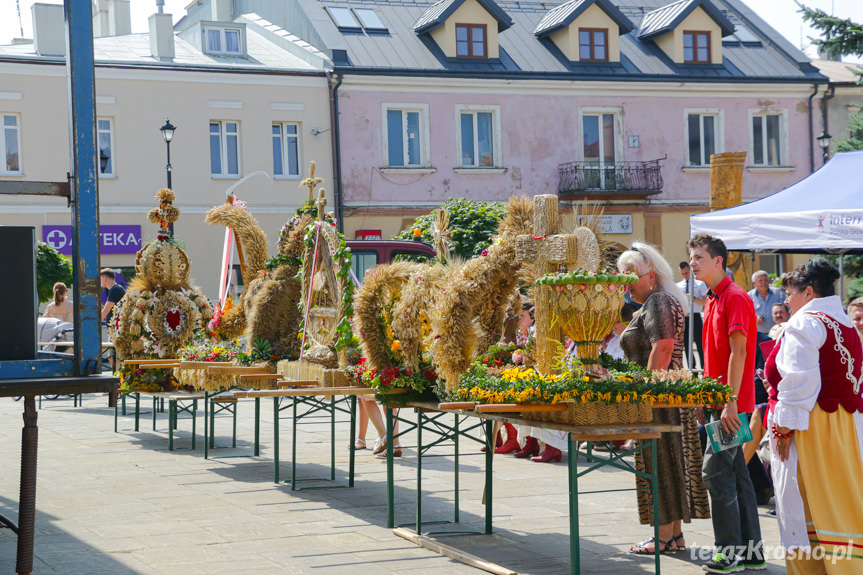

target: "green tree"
[799,4,863,58]
[36,241,72,303]
[835,107,863,152]
[394,198,507,260]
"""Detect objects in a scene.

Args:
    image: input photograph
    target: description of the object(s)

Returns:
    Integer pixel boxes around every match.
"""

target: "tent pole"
[840,254,845,303]
[688,277,694,369]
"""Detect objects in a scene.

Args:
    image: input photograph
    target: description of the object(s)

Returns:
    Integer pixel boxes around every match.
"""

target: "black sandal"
[629,536,675,555]
[672,533,685,551]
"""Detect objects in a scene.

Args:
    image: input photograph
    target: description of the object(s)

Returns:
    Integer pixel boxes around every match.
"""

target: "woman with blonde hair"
[617,242,709,554]
[43,282,73,324]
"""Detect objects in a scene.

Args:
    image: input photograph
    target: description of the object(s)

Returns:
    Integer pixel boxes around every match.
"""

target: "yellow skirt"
[786,405,863,575]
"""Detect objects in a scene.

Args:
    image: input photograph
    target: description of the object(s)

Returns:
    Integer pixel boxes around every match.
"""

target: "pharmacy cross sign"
[42,225,142,255]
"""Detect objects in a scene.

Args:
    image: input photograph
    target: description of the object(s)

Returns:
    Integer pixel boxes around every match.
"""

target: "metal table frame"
[385,403,677,575]
[204,389,360,491]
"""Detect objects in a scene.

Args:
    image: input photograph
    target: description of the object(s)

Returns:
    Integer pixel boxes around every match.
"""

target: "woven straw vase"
[539,281,625,363]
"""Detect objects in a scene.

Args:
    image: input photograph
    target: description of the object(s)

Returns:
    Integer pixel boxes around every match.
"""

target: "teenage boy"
[688,234,764,573]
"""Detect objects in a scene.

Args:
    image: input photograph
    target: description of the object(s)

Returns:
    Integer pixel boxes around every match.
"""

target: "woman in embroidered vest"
[769,258,863,574]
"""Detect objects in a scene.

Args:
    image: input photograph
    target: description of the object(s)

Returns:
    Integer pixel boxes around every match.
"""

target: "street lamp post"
[160,119,176,235]
[817,130,832,166]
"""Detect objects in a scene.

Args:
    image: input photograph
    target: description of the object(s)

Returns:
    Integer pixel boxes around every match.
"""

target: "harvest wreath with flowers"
[113,189,213,391]
[451,353,732,408]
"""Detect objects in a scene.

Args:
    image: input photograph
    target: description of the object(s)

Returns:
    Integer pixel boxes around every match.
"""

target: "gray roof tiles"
[0,13,325,73]
[310,0,822,82]
[534,0,634,38]
[413,0,515,33]
[638,0,734,40]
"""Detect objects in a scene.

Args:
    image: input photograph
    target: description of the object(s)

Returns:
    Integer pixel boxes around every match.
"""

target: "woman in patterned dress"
[617,242,710,554]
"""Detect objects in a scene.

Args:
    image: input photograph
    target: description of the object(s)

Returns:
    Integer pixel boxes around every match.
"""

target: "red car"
[347,239,435,282]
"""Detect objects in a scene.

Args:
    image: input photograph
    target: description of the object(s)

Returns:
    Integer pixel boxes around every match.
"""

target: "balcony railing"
[558,159,664,196]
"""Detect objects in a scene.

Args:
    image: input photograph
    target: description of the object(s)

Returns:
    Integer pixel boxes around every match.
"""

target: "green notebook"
[705,413,753,452]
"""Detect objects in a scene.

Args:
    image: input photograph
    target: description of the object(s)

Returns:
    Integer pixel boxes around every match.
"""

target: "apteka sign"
[42,225,142,255]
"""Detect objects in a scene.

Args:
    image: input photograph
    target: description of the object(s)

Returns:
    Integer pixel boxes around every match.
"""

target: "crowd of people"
[478,233,863,574]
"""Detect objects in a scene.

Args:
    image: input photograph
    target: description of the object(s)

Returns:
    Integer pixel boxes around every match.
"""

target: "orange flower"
[391,340,401,352]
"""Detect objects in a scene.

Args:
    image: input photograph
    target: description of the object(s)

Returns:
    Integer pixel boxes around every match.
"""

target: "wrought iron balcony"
[558,159,663,197]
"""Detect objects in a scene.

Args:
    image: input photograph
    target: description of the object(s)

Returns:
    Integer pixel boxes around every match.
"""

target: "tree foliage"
[835,107,863,153]
[393,198,507,260]
[36,241,72,303]
[799,4,863,58]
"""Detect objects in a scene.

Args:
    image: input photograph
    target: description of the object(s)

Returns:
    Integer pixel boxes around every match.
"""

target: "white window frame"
[455,104,502,169]
[683,108,724,168]
[97,116,115,178]
[748,109,788,168]
[381,103,430,169]
[203,24,244,55]
[578,107,624,164]
[209,120,241,179]
[272,121,302,179]
[1,112,22,176]
[578,107,623,190]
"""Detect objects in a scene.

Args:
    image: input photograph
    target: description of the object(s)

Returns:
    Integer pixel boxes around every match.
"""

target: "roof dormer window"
[203,24,244,55]
[683,31,710,63]
[638,0,733,65]
[456,24,487,58]
[413,0,512,60]
[534,0,633,64]
[579,28,608,62]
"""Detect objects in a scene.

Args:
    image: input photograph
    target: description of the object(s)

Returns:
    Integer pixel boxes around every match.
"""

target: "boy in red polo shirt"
[688,234,764,573]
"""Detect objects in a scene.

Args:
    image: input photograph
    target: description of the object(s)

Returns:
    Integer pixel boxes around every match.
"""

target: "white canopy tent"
[690,150,863,253]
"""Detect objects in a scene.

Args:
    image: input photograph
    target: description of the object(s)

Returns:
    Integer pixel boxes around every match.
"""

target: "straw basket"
[538,280,625,365]
[522,401,653,426]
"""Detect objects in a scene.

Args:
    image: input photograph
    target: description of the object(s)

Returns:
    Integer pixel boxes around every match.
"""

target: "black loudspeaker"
[0,227,37,361]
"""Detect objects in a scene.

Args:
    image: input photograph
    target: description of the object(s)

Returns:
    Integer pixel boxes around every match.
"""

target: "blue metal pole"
[65,0,102,376]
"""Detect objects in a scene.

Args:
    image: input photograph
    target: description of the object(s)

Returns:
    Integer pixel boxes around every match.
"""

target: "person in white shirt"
[602,302,638,360]
[677,261,707,368]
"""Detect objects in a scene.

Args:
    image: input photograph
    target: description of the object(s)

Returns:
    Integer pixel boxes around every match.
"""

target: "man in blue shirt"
[747,270,784,335]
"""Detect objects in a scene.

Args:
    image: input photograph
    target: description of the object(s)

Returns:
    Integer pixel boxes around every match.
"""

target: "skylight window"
[354,8,387,32]
[326,7,361,30]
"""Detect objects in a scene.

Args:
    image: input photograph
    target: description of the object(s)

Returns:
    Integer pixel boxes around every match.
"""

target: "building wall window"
[204,25,242,55]
[456,105,501,168]
[683,31,710,63]
[581,109,621,189]
[383,104,430,168]
[456,24,487,58]
[97,117,114,177]
[272,122,300,178]
[578,28,608,61]
[210,121,240,177]
[685,110,723,166]
[751,112,784,166]
[1,113,21,174]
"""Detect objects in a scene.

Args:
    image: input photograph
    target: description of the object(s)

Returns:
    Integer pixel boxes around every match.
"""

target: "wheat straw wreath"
[146,291,197,348]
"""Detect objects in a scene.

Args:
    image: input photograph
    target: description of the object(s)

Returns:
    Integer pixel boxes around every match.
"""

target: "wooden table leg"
[17,395,38,575]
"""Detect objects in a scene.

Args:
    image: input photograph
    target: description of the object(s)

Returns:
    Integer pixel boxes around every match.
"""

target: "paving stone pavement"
[0,395,786,574]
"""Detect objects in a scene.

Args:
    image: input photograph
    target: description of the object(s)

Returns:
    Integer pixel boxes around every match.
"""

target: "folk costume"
[769,295,863,574]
